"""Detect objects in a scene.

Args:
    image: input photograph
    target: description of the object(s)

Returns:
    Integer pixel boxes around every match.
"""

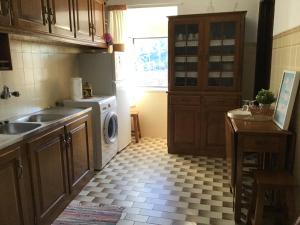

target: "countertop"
[0,106,92,150]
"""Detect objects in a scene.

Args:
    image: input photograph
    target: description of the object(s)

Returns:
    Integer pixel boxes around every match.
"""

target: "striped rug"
[52,202,124,225]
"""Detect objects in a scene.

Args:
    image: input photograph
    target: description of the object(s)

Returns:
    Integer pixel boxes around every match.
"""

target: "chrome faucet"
[0,85,20,99]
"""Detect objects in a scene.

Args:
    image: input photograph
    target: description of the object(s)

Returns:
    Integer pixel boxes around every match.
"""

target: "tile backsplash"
[0,34,81,120]
[270,26,300,214]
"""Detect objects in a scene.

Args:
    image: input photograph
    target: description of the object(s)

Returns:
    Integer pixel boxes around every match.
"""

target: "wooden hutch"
[167,11,246,157]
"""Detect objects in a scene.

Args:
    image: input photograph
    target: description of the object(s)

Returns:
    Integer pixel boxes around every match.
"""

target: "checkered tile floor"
[73,138,236,225]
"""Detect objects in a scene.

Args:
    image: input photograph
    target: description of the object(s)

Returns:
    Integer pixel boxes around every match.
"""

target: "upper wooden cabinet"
[0,0,106,47]
[48,0,74,38]
[74,0,93,42]
[0,0,12,26]
[91,0,105,43]
[12,0,49,33]
[74,0,105,45]
[169,12,245,92]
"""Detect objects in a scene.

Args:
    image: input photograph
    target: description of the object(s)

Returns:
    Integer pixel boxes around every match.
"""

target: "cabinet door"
[203,14,244,91]
[0,145,27,225]
[169,19,204,91]
[48,0,74,37]
[168,105,200,154]
[201,108,227,157]
[200,95,240,157]
[0,0,12,26]
[74,0,92,41]
[90,0,105,44]
[27,127,69,225]
[65,114,93,193]
[12,0,49,33]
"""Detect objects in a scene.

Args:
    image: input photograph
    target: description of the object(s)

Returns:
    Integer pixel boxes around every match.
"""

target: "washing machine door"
[103,112,118,144]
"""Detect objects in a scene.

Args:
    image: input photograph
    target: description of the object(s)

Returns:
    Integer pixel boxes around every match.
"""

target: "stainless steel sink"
[0,123,42,135]
[17,114,65,123]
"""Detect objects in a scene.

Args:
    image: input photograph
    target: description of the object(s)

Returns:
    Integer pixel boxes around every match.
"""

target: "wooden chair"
[130,109,141,143]
[247,170,296,225]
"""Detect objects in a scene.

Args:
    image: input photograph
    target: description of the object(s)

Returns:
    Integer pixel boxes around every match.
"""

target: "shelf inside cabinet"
[0,33,12,71]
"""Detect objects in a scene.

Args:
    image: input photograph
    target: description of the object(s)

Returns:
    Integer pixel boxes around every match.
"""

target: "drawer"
[240,135,281,152]
[169,95,201,105]
[202,95,240,107]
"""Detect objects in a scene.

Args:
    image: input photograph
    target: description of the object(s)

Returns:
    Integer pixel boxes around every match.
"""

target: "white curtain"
[108,6,127,45]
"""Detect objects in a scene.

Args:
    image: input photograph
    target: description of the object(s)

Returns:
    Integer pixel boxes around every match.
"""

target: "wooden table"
[225,116,293,222]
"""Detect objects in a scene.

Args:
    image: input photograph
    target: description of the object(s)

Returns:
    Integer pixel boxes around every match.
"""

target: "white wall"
[273,0,300,35]
[107,0,260,42]
[134,90,167,138]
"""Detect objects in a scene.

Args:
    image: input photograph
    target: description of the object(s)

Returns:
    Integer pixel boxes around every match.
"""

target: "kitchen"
[1,0,300,225]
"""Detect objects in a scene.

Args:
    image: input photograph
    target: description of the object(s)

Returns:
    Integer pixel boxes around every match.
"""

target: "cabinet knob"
[17,159,23,179]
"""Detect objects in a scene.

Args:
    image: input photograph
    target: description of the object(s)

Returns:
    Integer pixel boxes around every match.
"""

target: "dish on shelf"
[175,42,186,47]
[186,72,198,78]
[222,55,234,62]
[175,72,185,77]
[209,56,221,62]
[187,41,198,47]
[223,39,235,46]
[186,57,198,62]
[208,72,221,78]
[210,40,222,46]
[175,57,186,63]
[222,72,234,78]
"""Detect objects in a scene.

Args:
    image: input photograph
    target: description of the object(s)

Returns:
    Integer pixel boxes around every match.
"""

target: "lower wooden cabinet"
[0,110,93,225]
[0,144,27,225]
[27,126,69,225]
[168,94,240,157]
[65,114,93,194]
[168,105,200,154]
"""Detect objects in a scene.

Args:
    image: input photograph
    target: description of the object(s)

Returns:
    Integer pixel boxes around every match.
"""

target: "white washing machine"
[63,96,118,170]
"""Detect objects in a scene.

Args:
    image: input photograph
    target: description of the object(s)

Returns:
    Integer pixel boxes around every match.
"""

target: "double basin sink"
[0,114,65,135]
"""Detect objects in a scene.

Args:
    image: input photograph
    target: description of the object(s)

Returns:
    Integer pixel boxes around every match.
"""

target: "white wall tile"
[0,36,80,120]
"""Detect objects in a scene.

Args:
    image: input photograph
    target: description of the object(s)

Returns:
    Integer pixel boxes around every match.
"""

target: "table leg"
[235,148,243,222]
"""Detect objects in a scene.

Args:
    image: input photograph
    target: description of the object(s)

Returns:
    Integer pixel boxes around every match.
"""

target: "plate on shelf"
[222,55,234,62]
[210,40,222,46]
[186,57,198,62]
[187,41,198,47]
[208,72,221,78]
[175,57,186,63]
[209,56,221,62]
[186,72,197,78]
[223,39,235,46]
[175,42,186,47]
[175,72,185,77]
[222,72,234,78]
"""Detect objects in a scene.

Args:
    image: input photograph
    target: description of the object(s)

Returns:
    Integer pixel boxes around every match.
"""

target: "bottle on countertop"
[82,82,93,98]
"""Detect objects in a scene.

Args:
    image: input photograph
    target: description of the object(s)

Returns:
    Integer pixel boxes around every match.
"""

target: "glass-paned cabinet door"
[173,24,199,87]
[207,21,238,89]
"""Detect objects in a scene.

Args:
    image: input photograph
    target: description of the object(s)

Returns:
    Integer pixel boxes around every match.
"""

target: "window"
[133,37,168,87]
[127,6,177,88]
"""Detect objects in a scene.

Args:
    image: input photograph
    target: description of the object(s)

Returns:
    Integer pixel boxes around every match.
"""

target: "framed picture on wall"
[273,70,300,130]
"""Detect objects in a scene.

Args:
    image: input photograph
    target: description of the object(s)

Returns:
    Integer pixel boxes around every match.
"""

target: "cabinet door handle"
[17,160,23,179]
[42,6,48,24]
[48,7,55,24]
[92,25,96,34]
